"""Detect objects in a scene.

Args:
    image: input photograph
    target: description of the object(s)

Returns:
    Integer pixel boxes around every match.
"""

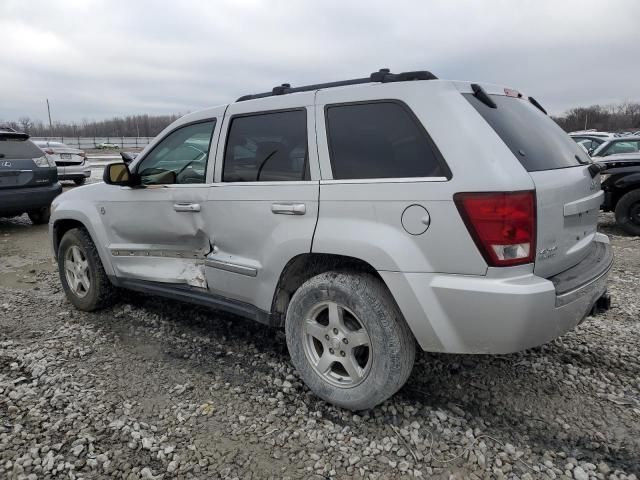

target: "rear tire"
[74,177,86,186]
[285,271,415,411]
[27,207,50,225]
[614,189,640,236]
[57,228,116,311]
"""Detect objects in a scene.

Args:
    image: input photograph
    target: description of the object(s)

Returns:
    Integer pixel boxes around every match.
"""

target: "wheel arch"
[52,218,86,258]
[270,253,387,323]
[51,214,116,277]
[610,181,640,211]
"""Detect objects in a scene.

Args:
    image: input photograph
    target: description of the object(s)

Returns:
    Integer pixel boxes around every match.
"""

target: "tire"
[614,189,640,236]
[285,271,415,411]
[57,228,116,311]
[74,177,86,186]
[27,207,50,225]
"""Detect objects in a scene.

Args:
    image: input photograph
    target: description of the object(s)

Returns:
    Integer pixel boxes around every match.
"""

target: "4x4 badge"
[1,161,11,167]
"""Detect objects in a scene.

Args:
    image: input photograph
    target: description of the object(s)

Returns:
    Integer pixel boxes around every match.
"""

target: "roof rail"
[236,68,438,102]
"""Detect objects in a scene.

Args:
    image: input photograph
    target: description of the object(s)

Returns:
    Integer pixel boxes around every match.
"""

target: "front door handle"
[271,203,306,215]
[173,203,201,212]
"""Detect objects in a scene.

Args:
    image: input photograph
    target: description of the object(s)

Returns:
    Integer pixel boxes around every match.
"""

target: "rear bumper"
[380,234,613,354]
[57,164,91,180]
[0,182,63,216]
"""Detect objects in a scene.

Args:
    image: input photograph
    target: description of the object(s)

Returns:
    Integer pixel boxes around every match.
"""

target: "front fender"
[50,185,115,277]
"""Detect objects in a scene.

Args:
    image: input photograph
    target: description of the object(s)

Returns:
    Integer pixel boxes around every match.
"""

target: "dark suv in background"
[0,128,62,224]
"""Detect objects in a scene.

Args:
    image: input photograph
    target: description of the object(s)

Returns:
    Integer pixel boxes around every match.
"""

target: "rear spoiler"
[0,131,29,141]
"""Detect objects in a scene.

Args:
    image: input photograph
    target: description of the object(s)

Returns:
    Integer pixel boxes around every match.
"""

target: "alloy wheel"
[302,301,372,388]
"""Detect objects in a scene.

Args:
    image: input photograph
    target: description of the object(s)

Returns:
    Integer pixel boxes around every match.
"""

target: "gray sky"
[2,0,639,122]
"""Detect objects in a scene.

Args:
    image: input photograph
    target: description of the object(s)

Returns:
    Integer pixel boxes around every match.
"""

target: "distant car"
[0,129,62,224]
[569,133,614,154]
[599,153,640,235]
[570,135,608,153]
[95,142,120,149]
[569,130,612,137]
[591,136,640,157]
[34,141,91,185]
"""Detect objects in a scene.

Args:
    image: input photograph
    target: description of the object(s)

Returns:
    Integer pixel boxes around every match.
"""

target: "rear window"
[464,93,589,172]
[0,138,44,159]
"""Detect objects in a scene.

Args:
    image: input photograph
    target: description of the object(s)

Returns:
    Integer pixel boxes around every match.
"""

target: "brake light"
[79,151,86,159]
[454,191,536,267]
[44,148,55,155]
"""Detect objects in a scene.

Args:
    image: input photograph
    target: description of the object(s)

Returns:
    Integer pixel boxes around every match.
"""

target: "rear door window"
[222,109,308,182]
[325,101,448,180]
[464,94,589,171]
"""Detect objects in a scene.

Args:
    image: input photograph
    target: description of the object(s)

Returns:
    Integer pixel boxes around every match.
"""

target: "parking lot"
[0,175,638,479]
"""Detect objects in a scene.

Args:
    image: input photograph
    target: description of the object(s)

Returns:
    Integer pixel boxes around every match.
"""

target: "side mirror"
[103,162,137,186]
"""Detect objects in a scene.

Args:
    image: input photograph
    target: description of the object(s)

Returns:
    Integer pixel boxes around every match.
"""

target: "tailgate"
[462,88,601,278]
[0,158,37,188]
[0,134,54,188]
[530,166,602,277]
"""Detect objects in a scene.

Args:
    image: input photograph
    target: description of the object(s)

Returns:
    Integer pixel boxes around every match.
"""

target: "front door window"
[136,120,216,185]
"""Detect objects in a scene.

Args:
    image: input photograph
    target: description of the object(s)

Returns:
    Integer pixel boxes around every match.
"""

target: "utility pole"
[46,99,53,135]
[584,112,589,131]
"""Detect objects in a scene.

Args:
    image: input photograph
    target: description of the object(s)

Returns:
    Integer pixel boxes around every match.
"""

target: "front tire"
[285,272,415,411]
[57,228,116,311]
[615,189,640,236]
[74,177,86,186]
[27,207,50,225]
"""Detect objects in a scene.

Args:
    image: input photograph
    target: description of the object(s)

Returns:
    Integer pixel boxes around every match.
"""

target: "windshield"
[464,93,589,172]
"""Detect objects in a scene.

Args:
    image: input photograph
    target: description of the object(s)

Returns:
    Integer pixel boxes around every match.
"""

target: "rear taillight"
[79,151,87,159]
[45,148,55,155]
[454,191,536,267]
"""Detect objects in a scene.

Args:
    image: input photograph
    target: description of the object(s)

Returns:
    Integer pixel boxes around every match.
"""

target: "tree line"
[552,102,640,133]
[3,101,640,138]
[1,114,182,138]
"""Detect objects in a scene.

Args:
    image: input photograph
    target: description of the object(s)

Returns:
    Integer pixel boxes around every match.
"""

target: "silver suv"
[49,69,613,410]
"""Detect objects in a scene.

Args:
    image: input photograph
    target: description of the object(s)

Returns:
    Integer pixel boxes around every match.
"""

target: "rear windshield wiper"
[471,84,497,109]
[528,96,547,115]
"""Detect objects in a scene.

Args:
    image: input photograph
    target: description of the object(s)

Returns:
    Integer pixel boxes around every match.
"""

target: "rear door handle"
[271,203,306,215]
[173,203,201,212]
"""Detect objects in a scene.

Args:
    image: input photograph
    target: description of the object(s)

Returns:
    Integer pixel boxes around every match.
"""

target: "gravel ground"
[0,209,638,480]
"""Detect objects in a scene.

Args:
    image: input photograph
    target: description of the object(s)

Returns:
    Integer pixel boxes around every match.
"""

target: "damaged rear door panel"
[203,95,321,312]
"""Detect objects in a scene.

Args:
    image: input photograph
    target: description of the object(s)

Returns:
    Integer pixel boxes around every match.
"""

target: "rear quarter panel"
[313,80,534,274]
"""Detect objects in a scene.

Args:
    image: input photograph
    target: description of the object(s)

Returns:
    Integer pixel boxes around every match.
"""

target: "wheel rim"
[629,202,640,226]
[64,245,91,298]
[302,301,372,388]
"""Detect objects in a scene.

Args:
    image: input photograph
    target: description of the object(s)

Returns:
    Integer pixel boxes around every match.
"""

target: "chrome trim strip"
[555,259,612,307]
[320,177,448,185]
[110,249,203,259]
[205,258,258,277]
